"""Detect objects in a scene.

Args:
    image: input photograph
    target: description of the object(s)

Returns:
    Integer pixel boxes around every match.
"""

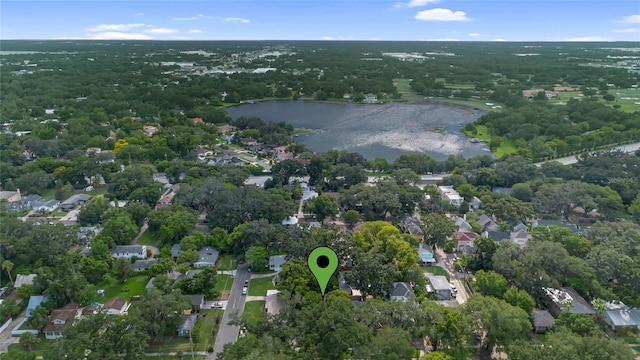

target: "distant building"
[389,282,414,302]
[543,287,595,317]
[176,314,198,336]
[428,275,452,300]
[532,310,555,333]
[601,301,640,330]
[193,247,219,268]
[438,186,463,207]
[269,255,287,272]
[110,245,147,260]
[60,194,92,211]
[134,259,159,271]
[103,298,130,315]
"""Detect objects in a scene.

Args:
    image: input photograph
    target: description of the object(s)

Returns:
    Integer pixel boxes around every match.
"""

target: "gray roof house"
[110,245,147,260]
[14,274,37,288]
[134,259,159,271]
[532,310,555,333]
[428,275,452,300]
[60,194,92,211]
[389,282,414,302]
[478,214,498,232]
[481,231,509,243]
[34,199,60,213]
[453,216,473,232]
[543,287,595,317]
[602,301,640,330]
[176,314,198,336]
[193,247,219,268]
[269,255,287,272]
[187,294,205,311]
[532,219,581,233]
[171,244,182,260]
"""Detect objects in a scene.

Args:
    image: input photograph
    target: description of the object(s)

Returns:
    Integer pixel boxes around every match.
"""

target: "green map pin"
[308,247,339,296]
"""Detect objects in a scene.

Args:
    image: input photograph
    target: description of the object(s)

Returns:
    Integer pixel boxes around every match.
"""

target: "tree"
[306,195,339,224]
[462,295,531,357]
[77,197,110,225]
[113,257,134,281]
[473,270,507,298]
[130,287,191,337]
[19,332,40,352]
[503,287,535,314]
[421,352,452,360]
[2,260,14,285]
[602,94,615,102]
[245,245,269,270]
[16,284,35,300]
[422,213,455,248]
[344,210,359,230]
[346,252,401,299]
[361,326,415,360]
[101,210,139,246]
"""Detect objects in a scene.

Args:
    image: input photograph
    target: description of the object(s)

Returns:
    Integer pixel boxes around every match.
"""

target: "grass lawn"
[147,336,192,353]
[195,310,224,351]
[216,254,237,270]
[243,300,266,327]
[136,229,163,247]
[94,274,150,301]
[248,276,275,296]
[462,124,517,158]
[214,274,233,299]
[550,88,640,113]
[147,357,206,360]
[40,188,56,198]
[422,266,450,281]
[85,187,108,196]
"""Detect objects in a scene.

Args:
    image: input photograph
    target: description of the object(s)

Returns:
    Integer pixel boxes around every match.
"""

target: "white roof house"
[438,186,463,207]
[269,255,287,272]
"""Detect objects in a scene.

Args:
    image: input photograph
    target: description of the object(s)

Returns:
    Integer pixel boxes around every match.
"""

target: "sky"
[1,0,639,42]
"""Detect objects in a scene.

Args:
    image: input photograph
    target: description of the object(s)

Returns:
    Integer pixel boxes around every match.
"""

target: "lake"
[225,100,493,161]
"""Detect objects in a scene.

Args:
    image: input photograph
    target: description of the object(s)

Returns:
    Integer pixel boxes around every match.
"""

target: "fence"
[10,317,39,336]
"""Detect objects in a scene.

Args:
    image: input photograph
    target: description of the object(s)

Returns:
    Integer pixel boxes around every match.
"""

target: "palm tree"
[2,260,14,285]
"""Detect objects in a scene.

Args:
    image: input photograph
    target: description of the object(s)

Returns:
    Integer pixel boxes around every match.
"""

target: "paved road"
[210,263,250,359]
[0,310,26,353]
[434,246,469,304]
[534,141,640,167]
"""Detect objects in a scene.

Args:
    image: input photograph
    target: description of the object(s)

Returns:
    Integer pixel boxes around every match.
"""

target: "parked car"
[212,302,223,309]
[244,280,249,286]
[242,287,247,295]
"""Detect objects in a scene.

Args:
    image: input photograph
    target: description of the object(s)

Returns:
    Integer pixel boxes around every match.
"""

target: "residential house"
[22,149,36,161]
[240,138,258,147]
[428,275,452,300]
[0,189,21,203]
[438,186,463,207]
[532,310,555,333]
[12,194,42,212]
[171,244,182,261]
[602,301,640,330]
[281,215,299,226]
[453,216,473,232]
[34,199,60,213]
[418,249,436,266]
[364,93,378,103]
[469,196,483,210]
[510,231,531,247]
[187,295,205,312]
[60,194,92,211]
[157,191,175,206]
[193,117,203,124]
[478,214,498,232]
[481,231,509,243]
[26,295,48,318]
[269,255,287,272]
[14,274,36,288]
[104,298,129,315]
[509,220,528,233]
[389,282,414,302]
[399,215,424,241]
[176,314,198,336]
[193,247,219,268]
[455,231,478,255]
[77,226,101,242]
[134,259,158,271]
[110,245,147,260]
[43,303,80,339]
[522,89,557,99]
[532,219,581,234]
[142,124,158,137]
[543,287,595,317]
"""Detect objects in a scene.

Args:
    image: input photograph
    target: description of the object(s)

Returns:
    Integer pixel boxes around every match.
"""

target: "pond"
[225,100,493,161]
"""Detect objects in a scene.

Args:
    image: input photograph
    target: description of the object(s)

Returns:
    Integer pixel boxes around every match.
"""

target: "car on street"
[242,287,247,295]
[244,280,249,286]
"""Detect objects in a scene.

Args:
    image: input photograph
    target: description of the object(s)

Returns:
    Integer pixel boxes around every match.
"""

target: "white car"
[242,287,247,295]
[450,283,457,292]
[212,302,223,309]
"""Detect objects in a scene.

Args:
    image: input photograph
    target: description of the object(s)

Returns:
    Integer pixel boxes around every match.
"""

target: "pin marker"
[308,247,338,296]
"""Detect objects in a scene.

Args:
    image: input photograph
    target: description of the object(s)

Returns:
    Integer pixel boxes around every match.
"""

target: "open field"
[462,124,517,158]
[195,310,224,351]
[248,276,275,296]
[94,274,150,301]
[136,229,163,247]
[550,88,640,113]
[421,265,450,281]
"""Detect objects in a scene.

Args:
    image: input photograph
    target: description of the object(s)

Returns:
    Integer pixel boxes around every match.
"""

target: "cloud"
[493,38,507,42]
[170,36,189,40]
[136,13,144,17]
[144,28,178,34]
[563,36,610,41]
[87,23,145,32]
[84,32,153,40]
[620,14,640,23]
[613,28,640,33]
[224,17,250,23]
[415,8,470,21]
[174,14,210,21]
[321,36,353,40]
[394,0,439,8]
[189,29,203,34]
[468,33,488,37]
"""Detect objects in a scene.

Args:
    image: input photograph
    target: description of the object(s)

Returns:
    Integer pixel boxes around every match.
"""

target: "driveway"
[434,246,469,304]
[0,309,26,353]
[210,263,250,359]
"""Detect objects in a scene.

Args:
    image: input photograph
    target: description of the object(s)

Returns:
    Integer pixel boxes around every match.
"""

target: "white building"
[110,245,147,259]
[438,186,464,207]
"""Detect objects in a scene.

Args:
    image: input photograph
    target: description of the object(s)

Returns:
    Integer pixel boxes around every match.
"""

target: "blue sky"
[1,1,639,41]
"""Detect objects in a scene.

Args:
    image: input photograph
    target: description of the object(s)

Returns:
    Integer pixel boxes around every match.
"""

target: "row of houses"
[0,190,92,213]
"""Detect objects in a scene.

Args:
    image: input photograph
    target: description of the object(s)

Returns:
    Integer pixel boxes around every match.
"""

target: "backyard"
[213,274,233,300]
[93,274,150,302]
[242,300,266,328]
[216,254,237,271]
[422,265,450,281]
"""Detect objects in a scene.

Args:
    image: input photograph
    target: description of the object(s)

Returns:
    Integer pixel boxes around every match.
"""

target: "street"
[210,263,250,359]
[434,246,469,304]
[0,309,26,353]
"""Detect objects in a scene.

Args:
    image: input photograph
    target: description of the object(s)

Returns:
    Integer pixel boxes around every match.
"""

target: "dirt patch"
[218,290,230,300]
